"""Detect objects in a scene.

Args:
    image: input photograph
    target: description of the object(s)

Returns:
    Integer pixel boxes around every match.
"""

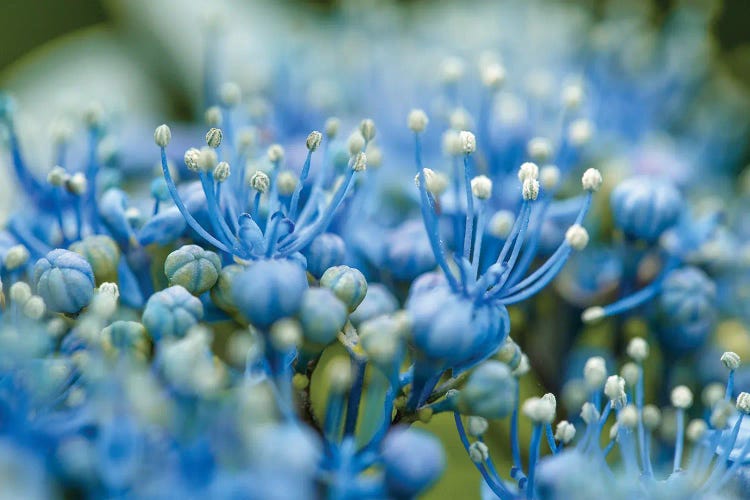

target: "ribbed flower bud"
[359,119,376,141]
[250,171,270,193]
[721,351,741,370]
[184,148,200,172]
[213,161,230,182]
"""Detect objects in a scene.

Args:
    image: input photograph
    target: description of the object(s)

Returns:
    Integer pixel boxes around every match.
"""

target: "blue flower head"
[33,249,95,313]
[380,426,445,498]
[610,176,683,242]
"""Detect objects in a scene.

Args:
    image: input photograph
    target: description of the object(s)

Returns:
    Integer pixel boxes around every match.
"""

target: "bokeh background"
[2,1,750,497]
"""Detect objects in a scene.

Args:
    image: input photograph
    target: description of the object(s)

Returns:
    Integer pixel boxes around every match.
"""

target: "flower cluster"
[0,0,749,498]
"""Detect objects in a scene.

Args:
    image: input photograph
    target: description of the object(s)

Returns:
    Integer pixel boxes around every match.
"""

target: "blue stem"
[199,173,235,247]
[526,424,542,499]
[289,150,313,221]
[673,408,685,472]
[462,155,474,260]
[454,413,513,500]
[159,147,232,254]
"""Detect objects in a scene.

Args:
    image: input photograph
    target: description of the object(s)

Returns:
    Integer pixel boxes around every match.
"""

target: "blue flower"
[380,427,445,498]
[164,244,222,295]
[142,285,204,340]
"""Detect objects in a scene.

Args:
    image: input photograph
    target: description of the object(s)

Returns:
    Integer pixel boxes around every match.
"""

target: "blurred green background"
[2,0,749,497]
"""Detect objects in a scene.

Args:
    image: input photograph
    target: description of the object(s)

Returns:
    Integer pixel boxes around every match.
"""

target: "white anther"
[327,357,353,393]
[581,168,603,192]
[618,405,638,429]
[347,132,365,156]
[481,63,506,90]
[565,225,589,251]
[23,295,46,320]
[671,386,694,409]
[459,131,476,154]
[467,416,489,437]
[522,179,539,201]
[325,117,340,139]
[561,82,584,109]
[686,419,707,442]
[555,421,576,444]
[721,351,741,371]
[184,148,201,172]
[219,81,242,107]
[643,405,661,429]
[518,162,540,182]
[250,171,270,193]
[47,166,69,186]
[306,131,323,151]
[620,362,640,387]
[66,173,87,195]
[205,127,223,149]
[442,130,463,157]
[522,397,555,423]
[98,282,120,300]
[568,119,593,147]
[4,245,29,271]
[581,306,605,324]
[154,124,171,148]
[580,402,600,425]
[198,147,218,172]
[604,375,627,408]
[737,392,750,414]
[527,137,553,163]
[702,383,725,408]
[440,57,465,84]
[584,356,607,390]
[540,165,560,190]
[471,175,493,200]
[489,210,515,238]
[205,106,223,126]
[359,119,376,141]
[277,171,298,196]
[9,282,31,305]
[407,109,429,133]
[270,319,302,351]
[350,152,367,172]
[213,161,231,182]
[627,337,650,362]
[267,144,285,163]
[469,441,489,463]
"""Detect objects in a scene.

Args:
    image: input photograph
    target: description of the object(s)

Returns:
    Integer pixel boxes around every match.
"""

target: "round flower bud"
[154,124,171,147]
[522,179,539,201]
[527,137,553,163]
[326,357,353,393]
[457,361,518,419]
[9,282,31,305]
[33,249,95,313]
[4,244,30,271]
[581,168,603,192]
[270,319,302,351]
[565,225,589,251]
[205,106,223,126]
[320,265,367,312]
[69,235,120,285]
[47,166,69,186]
[350,152,367,172]
[518,162,540,182]
[555,421,576,444]
[627,337,649,362]
[349,284,399,328]
[737,392,750,414]
[198,147,218,172]
[302,233,346,280]
[277,171,298,196]
[381,427,445,498]
[471,175,493,200]
[489,210,515,239]
[267,144,285,163]
[325,117,340,139]
[213,161,230,182]
[522,397,556,424]
[495,338,523,371]
[23,295,46,320]
[604,375,627,409]
[359,314,407,367]
[359,119,376,141]
[458,131,476,154]
[164,244,221,295]
[407,109,429,133]
[347,132,365,155]
[584,356,607,390]
[250,171,270,193]
[306,131,323,151]
[66,173,87,195]
[610,177,681,242]
[467,416,489,437]
[658,266,716,352]
[219,81,241,107]
[142,285,204,341]
[642,405,661,429]
[205,127,223,149]
[671,386,694,409]
[540,165,560,190]
[184,148,201,172]
[721,351,741,370]
[298,288,347,346]
[469,441,489,463]
[620,362,640,387]
[231,259,308,330]
[686,420,707,442]
[209,264,243,314]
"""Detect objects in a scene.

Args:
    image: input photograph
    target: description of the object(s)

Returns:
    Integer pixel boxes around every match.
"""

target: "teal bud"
[456,360,517,419]
[209,264,244,314]
[142,286,204,340]
[298,288,347,347]
[164,244,221,295]
[33,249,95,313]
[69,235,120,285]
[359,313,408,368]
[101,321,149,358]
[349,283,399,327]
[320,265,367,312]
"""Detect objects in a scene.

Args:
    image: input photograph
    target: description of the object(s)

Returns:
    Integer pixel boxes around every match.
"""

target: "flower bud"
[205,127,223,148]
[213,161,230,182]
[267,144,285,163]
[627,337,649,362]
[164,245,221,295]
[471,175,493,200]
[325,117,340,139]
[581,168,603,192]
[459,131,476,154]
[467,416,489,437]
[721,351,741,370]
[555,421,576,444]
[320,265,367,312]
[33,249,94,313]
[184,148,201,172]
[142,286,204,341]
[298,288,347,347]
[306,131,323,151]
[671,386,693,409]
[250,171,270,193]
[154,124,171,147]
[584,356,607,390]
[565,225,589,251]
[359,119,376,141]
